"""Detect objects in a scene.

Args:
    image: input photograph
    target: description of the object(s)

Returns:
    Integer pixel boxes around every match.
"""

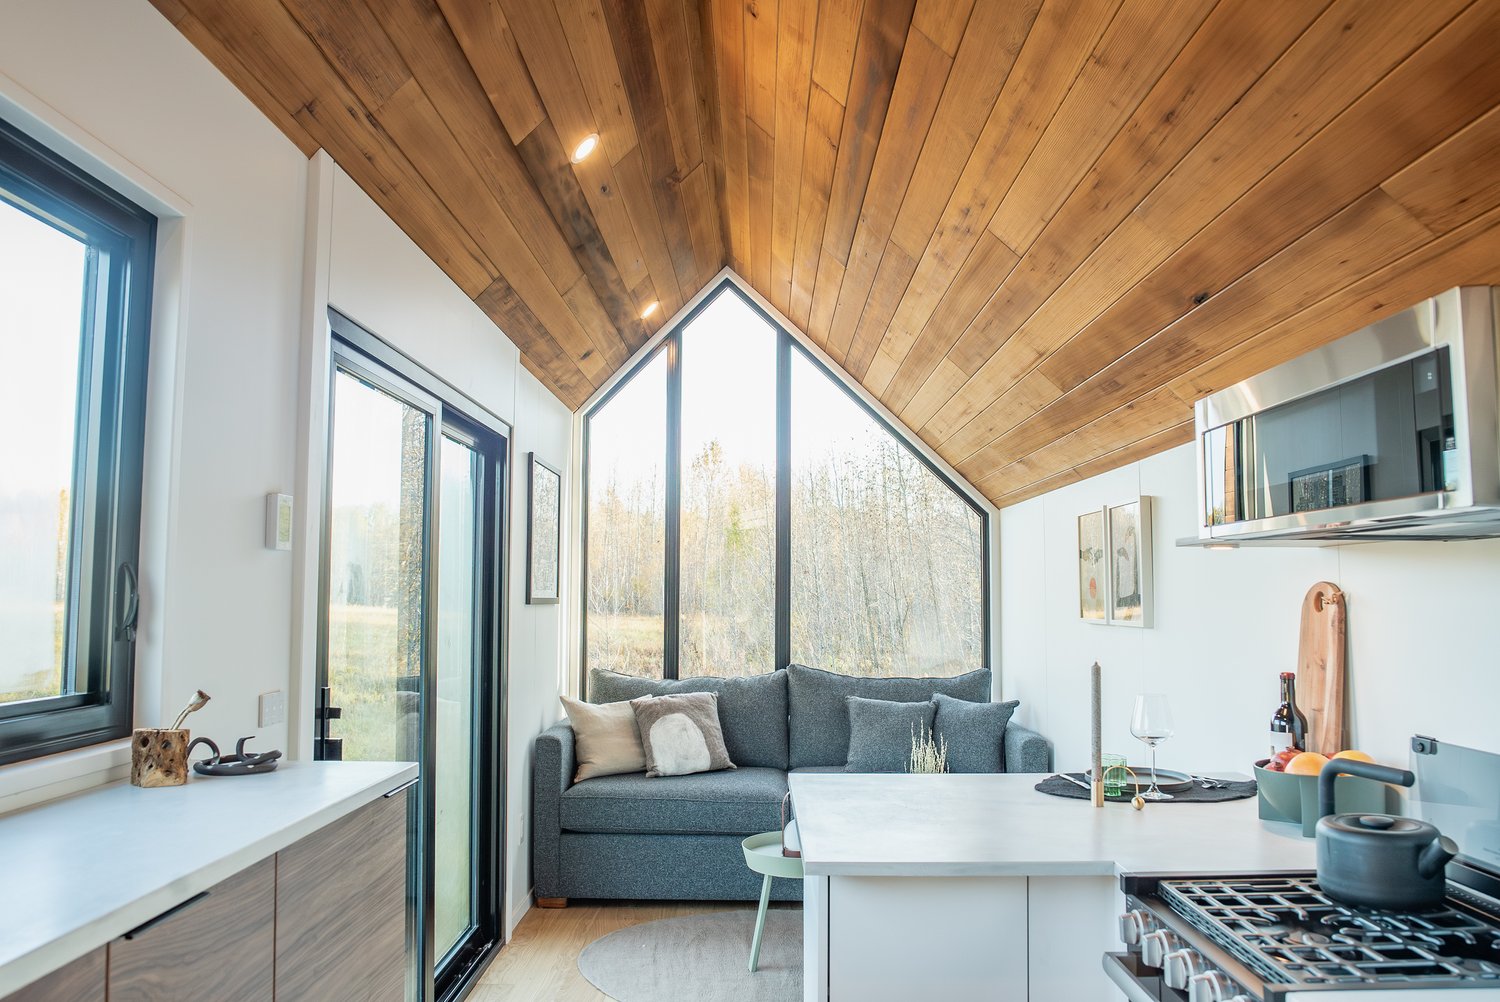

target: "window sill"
[0,739,131,817]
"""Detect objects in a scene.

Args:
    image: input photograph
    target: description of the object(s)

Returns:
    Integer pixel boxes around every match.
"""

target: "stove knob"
[1140,929,1182,968]
[1164,948,1208,989]
[1187,970,1236,1002]
[1118,908,1159,945]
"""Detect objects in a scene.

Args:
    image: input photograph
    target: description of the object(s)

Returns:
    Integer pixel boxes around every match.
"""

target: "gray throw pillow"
[845,695,936,773]
[786,663,992,768]
[630,692,736,777]
[931,693,1019,773]
[589,668,789,770]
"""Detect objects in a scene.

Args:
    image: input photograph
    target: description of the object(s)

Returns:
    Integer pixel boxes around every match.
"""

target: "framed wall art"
[526,453,561,604]
[1078,508,1108,623]
[1106,497,1153,628]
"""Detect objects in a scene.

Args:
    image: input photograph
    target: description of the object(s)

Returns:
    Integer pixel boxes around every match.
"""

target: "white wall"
[0,0,572,935]
[313,161,571,932]
[0,0,309,808]
[1000,443,1500,781]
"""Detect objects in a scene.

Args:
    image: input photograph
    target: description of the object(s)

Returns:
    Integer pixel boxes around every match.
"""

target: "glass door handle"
[315,685,344,761]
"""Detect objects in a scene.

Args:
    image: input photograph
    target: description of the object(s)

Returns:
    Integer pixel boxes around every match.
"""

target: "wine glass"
[1130,694,1175,801]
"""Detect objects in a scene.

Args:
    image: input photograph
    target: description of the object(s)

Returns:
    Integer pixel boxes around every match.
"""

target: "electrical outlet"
[258,690,286,727]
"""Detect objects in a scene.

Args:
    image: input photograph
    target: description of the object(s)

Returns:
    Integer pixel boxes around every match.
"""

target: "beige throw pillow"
[630,692,736,777]
[562,694,648,782]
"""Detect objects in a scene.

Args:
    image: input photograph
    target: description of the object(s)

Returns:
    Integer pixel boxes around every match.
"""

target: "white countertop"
[788,773,1317,878]
[0,760,417,996]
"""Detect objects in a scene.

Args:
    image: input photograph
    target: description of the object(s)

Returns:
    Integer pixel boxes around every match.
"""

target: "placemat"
[1034,773,1256,803]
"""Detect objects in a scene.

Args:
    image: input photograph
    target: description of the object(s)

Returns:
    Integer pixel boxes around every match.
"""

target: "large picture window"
[0,120,155,765]
[583,282,987,680]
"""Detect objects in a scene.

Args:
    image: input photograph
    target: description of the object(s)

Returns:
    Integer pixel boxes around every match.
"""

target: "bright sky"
[330,369,414,508]
[0,198,86,498]
[590,288,890,486]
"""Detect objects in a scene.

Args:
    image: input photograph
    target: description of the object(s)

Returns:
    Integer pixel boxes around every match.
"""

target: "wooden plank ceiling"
[153,0,1500,507]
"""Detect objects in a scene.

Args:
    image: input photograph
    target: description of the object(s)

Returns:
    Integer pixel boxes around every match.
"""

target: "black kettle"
[1316,757,1458,910]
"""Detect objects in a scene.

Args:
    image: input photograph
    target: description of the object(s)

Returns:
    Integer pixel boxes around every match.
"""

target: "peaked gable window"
[584,282,986,680]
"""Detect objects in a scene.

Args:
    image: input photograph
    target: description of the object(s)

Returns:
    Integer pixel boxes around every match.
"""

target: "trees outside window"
[583,283,987,680]
[585,350,667,677]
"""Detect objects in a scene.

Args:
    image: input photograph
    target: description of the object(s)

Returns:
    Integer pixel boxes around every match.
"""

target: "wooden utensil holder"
[131,727,190,787]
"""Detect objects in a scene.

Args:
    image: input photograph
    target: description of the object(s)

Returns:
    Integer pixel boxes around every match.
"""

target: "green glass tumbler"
[1102,753,1128,797]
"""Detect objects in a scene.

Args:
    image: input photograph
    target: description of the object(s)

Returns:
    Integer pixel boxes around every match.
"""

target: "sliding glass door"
[319,315,506,1002]
[432,424,503,988]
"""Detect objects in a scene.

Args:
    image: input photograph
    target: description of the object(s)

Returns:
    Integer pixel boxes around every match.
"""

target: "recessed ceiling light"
[641,301,660,319]
[570,133,599,164]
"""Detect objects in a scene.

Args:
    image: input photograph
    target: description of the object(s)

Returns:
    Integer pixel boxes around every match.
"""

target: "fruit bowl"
[1254,759,1389,837]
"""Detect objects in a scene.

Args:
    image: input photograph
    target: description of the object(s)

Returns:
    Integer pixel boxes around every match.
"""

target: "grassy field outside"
[327,602,472,954]
[1,601,66,704]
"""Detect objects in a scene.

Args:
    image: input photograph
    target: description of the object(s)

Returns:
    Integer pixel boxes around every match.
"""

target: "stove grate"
[1159,876,1500,988]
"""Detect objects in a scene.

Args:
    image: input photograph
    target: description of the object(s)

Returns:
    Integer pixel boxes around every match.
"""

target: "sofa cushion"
[845,695,935,773]
[786,663,992,768]
[589,668,789,770]
[932,692,1019,773]
[559,767,788,836]
[631,692,735,777]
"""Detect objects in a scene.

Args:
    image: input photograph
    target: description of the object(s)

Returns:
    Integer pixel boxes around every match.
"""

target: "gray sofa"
[532,664,1050,903]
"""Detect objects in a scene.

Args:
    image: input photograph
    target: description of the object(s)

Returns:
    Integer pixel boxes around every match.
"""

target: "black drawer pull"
[382,777,419,799]
[124,891,210,940]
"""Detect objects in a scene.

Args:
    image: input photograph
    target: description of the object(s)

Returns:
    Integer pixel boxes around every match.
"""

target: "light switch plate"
[265,493,293,550]
[258,690,286,727]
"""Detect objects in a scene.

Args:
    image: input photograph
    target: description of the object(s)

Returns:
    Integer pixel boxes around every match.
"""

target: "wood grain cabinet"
[2,791,408,1002]
[108,856,276,1002]
[2,949,105,1002]
[275,791,408,1002]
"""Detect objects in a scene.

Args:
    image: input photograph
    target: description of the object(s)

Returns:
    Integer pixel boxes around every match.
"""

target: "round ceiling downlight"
[570,133,600,164]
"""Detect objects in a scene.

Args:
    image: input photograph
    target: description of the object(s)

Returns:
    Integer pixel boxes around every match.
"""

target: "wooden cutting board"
[1296,581,1346,755]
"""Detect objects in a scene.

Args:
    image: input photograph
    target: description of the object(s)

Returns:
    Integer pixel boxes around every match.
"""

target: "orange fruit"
[1285,752,1330,776]
[1331,749,1373,763]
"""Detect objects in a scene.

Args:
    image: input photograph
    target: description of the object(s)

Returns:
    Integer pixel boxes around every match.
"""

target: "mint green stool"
[740,829,804,972]
[741,828,804,972]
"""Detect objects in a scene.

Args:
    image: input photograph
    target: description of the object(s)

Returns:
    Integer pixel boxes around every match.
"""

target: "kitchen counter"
[0,760,417,996]
[789,772,1317,1001]
[789,771,1316,876]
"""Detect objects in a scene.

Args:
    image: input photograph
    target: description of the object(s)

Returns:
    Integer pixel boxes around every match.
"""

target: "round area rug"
[578,910,801,1002]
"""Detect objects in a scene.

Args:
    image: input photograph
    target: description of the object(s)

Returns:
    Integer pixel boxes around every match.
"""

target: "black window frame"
[0,118,155,766]
[581,279,991,683]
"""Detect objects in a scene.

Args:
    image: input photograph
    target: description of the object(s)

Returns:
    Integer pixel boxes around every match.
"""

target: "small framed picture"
[1078,508,1108,623]
[526,453,562,604]
[1107,497,1153,628]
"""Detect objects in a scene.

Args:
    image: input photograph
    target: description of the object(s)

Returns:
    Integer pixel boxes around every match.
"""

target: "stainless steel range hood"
[1186,287,1500,546]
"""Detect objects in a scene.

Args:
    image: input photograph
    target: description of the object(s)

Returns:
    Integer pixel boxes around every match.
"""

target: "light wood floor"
[470,899,796,1001]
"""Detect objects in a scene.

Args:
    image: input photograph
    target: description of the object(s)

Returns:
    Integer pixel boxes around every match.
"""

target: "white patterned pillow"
[629,692,736,777]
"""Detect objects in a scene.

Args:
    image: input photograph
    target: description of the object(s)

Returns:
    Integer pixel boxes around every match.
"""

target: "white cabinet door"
[1028,876,1121,1000]
[827,876,1028,1001]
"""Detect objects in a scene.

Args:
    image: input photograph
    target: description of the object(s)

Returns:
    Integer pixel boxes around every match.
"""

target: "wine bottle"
[1269,672,1309,755]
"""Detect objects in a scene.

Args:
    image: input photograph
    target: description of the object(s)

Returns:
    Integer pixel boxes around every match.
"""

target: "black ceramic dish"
[189,735,283,776]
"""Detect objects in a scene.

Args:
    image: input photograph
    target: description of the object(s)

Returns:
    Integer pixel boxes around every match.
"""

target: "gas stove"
[1110,871,1500,1000]
[1105,737,1500,1001]
[1159,875,1500,987]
